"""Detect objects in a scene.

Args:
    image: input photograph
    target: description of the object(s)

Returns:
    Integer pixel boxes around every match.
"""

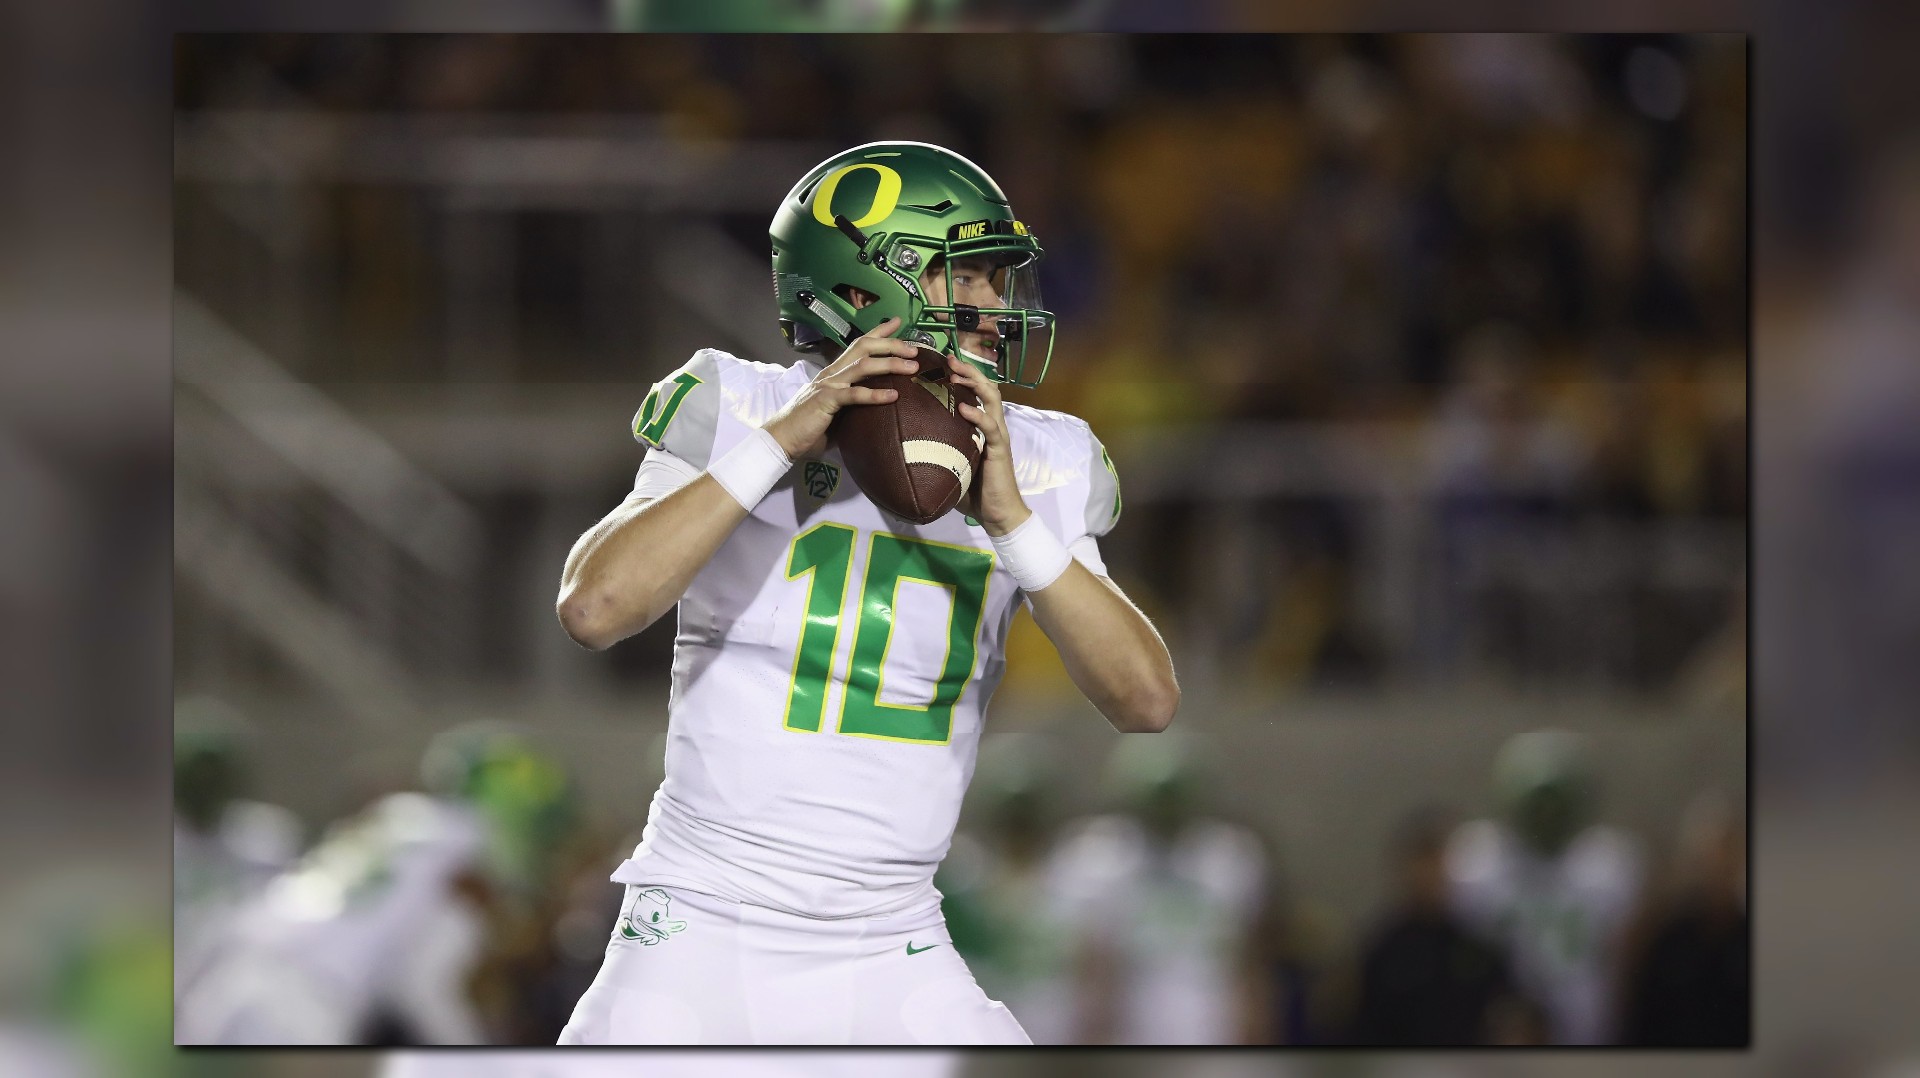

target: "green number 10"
[781,525,994,745]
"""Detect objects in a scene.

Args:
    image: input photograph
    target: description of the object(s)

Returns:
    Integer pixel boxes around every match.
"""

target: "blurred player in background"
[176,724,574,1045]
[1445,730,1645,1045]
[171,697,303,1009]
[936,733,1080,1043]
[553,141,1178,1043]
[1046,734,1270,1044]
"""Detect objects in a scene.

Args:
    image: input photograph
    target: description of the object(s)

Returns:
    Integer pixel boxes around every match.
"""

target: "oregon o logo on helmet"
[810,163,903,229]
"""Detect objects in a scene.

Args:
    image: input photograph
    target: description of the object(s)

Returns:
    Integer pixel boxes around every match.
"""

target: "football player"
[172,699,303,1008]
[935,733,1079,1043]
[555,141,1179,1044]
[176,725,572,1045]
[1446,730,1646,1045]
[1046,733,1271,1044]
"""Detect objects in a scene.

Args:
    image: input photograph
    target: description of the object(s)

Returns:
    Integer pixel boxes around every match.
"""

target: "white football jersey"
[1446,819,1645,1045]
[611,348,1123,921]
[174,800,303,999]
[1045,815,1269,1044]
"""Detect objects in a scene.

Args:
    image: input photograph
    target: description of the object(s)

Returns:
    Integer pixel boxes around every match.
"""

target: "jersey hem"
[609,862,946,928]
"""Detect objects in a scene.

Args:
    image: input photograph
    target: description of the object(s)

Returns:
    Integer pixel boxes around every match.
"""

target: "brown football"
[830,345,984,525]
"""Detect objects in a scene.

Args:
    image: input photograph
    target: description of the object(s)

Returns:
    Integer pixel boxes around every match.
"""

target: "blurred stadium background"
[163,33,1745,1052]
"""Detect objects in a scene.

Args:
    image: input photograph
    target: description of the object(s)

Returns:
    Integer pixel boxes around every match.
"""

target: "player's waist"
[620,790,947,921]
[604,875,948,943]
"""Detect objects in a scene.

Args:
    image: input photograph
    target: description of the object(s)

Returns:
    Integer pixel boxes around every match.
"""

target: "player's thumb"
[861,316,902,339]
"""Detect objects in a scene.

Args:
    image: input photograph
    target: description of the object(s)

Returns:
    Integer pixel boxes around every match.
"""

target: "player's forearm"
[556,476,751,650]
[1029,564,1179,733]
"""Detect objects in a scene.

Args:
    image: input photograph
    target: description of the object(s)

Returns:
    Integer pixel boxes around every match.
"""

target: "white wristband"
[991,513,1074,593]
[708,427,792,510]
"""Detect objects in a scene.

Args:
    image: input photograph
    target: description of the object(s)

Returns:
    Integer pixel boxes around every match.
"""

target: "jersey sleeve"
[1082,426,1123,542]
[631,447,703,500]
[1065,425,1121,578]
[631,349,727,469]
[1018,423,1117,609]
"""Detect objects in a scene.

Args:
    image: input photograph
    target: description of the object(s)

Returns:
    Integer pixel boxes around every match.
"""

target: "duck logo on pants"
[615,887,688,946]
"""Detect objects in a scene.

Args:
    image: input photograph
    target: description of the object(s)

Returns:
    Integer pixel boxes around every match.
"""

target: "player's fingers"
[859,316,903,340]
[957,400,1008,446]
[942,354,980,394]
[840,348,914,380]
[819,350,865,380]
[822,331,913,378]
[838,384,900,406]
[859,336,919,359]
[961,374,1006,426]
[851,352,919,380]
[948,365,998,416]
[946,354,1003,406]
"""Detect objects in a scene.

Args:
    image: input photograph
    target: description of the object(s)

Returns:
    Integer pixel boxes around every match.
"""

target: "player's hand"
[945,352,1031,536]
[762,317,921,460]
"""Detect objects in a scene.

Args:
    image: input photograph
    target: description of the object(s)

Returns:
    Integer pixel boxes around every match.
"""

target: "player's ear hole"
[835,285,880,311]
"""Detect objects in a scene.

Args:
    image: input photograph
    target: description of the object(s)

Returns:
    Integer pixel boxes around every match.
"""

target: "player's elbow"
[556,587,645,651]
[555,593,614,650]
[1137,680,1180,733]
[1112,674,1179,734]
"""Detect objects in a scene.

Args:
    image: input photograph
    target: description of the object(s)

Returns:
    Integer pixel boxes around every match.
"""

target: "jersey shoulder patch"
[630,349,736,468]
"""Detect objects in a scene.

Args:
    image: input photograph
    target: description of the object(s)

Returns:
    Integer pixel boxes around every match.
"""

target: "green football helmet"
[1493,729,1596,856]
[175,696,249,833]
[1102,730,1207,838]
[420,722,576,892]
[770,141,1056,388]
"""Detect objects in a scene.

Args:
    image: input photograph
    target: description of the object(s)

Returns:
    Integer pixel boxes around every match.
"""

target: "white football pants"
[558,884,1029,1045]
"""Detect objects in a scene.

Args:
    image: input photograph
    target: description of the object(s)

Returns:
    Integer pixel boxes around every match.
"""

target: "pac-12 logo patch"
[803,461,841,500]
[615,887,687,946]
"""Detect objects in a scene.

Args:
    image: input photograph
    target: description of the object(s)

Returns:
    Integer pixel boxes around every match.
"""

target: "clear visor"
[991,262,1054,388]
[927,252,1055,388]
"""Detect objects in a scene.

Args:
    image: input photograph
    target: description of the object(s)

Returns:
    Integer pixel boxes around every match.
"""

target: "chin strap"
[827,214,884,347]
[833,214,871,259]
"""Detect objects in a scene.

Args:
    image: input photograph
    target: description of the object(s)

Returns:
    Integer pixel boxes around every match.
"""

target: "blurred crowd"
[173,34,1745,430]
[168,708,1745,1048]
[171,34,1747,701]
[940,727,1746,1047]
